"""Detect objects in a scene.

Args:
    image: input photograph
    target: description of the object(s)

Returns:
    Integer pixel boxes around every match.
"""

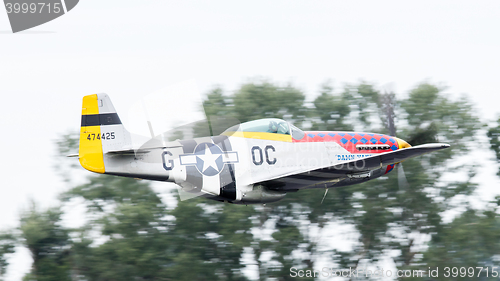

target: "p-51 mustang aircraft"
[78,94,450,204]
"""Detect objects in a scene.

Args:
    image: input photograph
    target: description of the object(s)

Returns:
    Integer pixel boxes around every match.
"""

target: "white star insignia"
[197,144,221,173]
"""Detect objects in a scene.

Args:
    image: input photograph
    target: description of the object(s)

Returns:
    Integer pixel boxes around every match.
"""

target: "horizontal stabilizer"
[105,149,151,155]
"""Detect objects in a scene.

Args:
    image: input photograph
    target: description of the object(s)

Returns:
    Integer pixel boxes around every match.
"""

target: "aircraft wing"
[257,143,450,190]
[323,143,450,172]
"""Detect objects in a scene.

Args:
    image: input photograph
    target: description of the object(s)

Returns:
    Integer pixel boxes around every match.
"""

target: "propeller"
[126,80,242,201]
[397,162,409,191]
[380,88,409,191]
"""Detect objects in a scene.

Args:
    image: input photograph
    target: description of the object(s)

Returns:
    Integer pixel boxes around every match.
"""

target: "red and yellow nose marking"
[394,137,412,149]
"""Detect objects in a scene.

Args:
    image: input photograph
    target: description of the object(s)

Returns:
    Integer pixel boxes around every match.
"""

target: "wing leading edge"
[329,143,450,172]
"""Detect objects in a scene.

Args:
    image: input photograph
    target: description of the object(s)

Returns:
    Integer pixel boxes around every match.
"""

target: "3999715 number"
[87,132,115,141]
[5,2,62,14]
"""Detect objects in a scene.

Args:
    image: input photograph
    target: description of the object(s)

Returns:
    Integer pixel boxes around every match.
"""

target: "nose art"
[394,137,411,149]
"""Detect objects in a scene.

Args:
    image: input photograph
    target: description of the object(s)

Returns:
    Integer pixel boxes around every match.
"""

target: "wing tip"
[411,143,450,150]
[440,143,451,149]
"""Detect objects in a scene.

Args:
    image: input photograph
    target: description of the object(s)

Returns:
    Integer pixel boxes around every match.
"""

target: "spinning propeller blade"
[397,162,409,191]
[125,81,242,201]
[381,88,410,190]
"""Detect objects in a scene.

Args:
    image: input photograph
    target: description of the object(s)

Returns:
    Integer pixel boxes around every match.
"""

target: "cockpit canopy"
[223,118,305,140]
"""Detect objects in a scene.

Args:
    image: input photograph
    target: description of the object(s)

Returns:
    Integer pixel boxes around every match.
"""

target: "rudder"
[79,94,131,173]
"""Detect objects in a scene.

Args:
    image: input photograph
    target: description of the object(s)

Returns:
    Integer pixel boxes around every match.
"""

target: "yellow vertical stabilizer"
[79,94,105,174]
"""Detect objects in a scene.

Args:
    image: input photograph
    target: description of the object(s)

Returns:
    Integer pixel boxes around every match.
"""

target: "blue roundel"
[194,143,225,176]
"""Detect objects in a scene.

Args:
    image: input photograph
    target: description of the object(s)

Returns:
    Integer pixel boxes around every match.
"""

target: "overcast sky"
[1,1,500,279]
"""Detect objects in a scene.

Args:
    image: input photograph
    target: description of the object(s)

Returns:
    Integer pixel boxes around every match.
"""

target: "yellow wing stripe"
[79,94,105,174]
[222,131,292,142]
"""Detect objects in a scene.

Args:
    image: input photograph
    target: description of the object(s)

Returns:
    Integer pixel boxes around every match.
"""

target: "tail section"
[79,94,131,173]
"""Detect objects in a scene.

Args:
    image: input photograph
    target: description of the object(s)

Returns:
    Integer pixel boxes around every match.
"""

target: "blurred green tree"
[416,206,500,281]
[0,79,487,281]
[198,80,482,280]
[232,81,308,126]
[166,200,254,280]
[20,203,71,281]
[487,117,500,176]
[57,136,255,280]
[0,231,16,280]
[311,81,352,131]
[324,82,481,275]
[61,175,173,280]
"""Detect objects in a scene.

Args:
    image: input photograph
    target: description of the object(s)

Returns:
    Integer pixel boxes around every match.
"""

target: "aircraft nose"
[394,137,411,149]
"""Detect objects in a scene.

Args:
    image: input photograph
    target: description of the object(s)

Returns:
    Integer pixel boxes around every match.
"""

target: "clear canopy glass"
[223,118,305,140]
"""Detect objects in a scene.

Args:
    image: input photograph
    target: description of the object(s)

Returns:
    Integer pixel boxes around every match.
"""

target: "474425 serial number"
[86,132,115,141]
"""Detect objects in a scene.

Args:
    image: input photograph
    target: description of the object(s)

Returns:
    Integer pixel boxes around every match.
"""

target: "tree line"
[1,79,500,281]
